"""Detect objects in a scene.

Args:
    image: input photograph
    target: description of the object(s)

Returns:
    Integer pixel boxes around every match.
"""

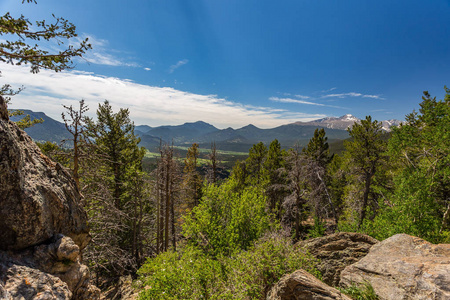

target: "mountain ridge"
[294,114,401,131]
[9,110,400,151]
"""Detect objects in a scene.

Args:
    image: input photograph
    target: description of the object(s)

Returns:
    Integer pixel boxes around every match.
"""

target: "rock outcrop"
[0,97,89,251]
[296,232,378,287]
[0,96,99,299]
[340,233,450,299]
[267,269,351,300]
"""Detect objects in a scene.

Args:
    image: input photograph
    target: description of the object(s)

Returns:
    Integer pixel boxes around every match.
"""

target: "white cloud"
[1,64,325,129]
[295,94,310,100]
[169,59,189,73]
[144,67,151,71]
[320,87,337,93]
[73,34,140,67]
[322,92,383,99]
[269,97,345,109]
[270,97,323,106]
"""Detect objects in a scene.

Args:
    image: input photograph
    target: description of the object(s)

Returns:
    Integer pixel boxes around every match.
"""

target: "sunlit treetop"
[0,0,91,73]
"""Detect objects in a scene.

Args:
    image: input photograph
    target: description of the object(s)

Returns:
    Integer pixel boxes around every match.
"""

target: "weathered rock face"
[0,264,72,300]
[296,232,378,287]
[0,99,89,251]
[340,233,450,300]
[266,269,352,300]
[0,231,100,299]
[0,96,99,299]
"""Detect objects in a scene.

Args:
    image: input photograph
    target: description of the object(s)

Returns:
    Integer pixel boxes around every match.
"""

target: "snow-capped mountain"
[381,119,402,131]
[294,114,401,131]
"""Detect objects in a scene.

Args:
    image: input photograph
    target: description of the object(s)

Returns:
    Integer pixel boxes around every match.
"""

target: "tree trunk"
[358,172,372,228]
[164,162,170,251]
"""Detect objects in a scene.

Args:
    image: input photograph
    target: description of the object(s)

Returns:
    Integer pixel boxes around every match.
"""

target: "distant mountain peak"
[240,124,259,130]
[340,114,358,121]
[293,114,400,131]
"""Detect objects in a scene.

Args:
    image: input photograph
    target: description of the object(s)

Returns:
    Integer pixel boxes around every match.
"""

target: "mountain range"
[10,109,401,152]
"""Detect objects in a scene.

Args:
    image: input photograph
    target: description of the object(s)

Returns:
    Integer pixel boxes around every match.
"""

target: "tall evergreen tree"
[246,142,268,184]
[183,143,203,208]
[86,100,144,210]
[83,100,148,277]
[302,128,336,224]
[263,139,287,218]
[344,116,386,228]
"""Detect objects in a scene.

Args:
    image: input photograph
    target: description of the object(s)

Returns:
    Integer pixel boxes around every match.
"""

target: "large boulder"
[340,233,450,299]
[0,97,99,299]
[267,269,352,300]
[0,96,89,251]
[0,234,100,300]
[0,264,72,300]
[296,232,378,286]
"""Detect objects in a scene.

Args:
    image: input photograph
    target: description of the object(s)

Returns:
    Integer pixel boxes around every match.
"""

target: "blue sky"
[2,0,450,128]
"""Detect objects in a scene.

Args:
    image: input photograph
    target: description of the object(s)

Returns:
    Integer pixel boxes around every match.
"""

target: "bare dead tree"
[283,145,308,241]
[154,142,181,253]
[61,99,89,190]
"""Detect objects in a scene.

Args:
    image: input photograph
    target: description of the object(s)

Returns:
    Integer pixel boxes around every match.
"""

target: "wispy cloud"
[169,59,189,73]
[322,92,383,99]
[144,67,151,71]
[73,34,140,67]
[269,97,345,109]
[320,87,337,93]
[270,97,323,106]
[2,63,325,128]
[295,94,310,100]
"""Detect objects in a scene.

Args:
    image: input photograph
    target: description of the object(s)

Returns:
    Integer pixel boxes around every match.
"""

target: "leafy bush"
[137,235,320,300]
[183,180,275,257]
[137,246,224,300]
[220,234,321,299]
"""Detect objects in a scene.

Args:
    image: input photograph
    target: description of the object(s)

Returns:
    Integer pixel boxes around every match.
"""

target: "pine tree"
[82,100,148,277]
[302,128,336,224]
[183,143,203,208]
[246,142,268,184]
[344,116,386,228]
[263,139,287,218]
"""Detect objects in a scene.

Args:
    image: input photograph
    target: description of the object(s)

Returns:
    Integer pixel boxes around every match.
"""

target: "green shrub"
[339,281,378,300]
[183,181,275,257]
[137,246,224,300]
[220,234,320,299]
[137,234,320,300]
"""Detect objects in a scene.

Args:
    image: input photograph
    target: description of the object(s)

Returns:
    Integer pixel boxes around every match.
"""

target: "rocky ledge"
[340,233,450,300]
[0,96,99,299]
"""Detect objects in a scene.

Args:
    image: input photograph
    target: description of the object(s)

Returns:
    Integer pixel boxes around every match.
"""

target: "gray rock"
[0,97,99,299]
[1,264,72,300]
[0,97,89,251]
[267,269,352,300]
[0,282,12,300]
[296,232,378,287]
[0,235,100,300]
[340,233,450,300]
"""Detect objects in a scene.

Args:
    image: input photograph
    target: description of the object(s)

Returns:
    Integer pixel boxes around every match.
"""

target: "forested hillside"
[32,88,449,299]
[2,1,449,299]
